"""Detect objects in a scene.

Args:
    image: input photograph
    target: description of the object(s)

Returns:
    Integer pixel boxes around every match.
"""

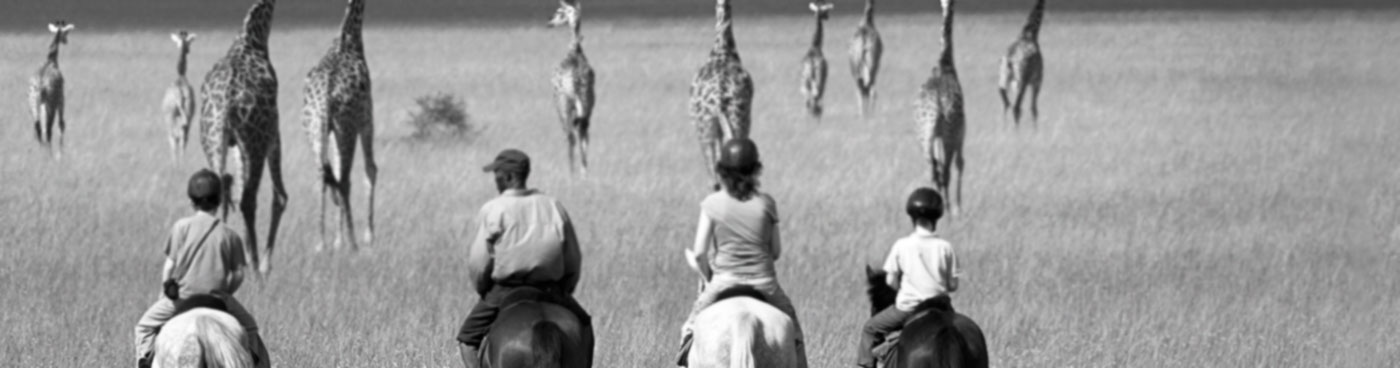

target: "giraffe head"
[547,0,580,29]
[47,20,74,44]
[170,31,196,51]
[240,0,277,50]
[808,2,833,20]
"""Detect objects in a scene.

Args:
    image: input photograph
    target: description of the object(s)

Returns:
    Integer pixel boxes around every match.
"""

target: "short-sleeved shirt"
[701,191,779,280]
[883,231,959,312]
[164,211,247,298]
[467,189,582,294]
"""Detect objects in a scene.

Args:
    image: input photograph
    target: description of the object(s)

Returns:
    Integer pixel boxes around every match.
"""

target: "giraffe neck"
[46,32,63,66]
[939,0,955,67]
[571,6,583,53]
[176,45,189,76]
[339,0,365,51]
[1021,0,1045,41]
[239,0,277,52]
[862,0,876,26]
[712,0,737,58]
[810,12,825,50]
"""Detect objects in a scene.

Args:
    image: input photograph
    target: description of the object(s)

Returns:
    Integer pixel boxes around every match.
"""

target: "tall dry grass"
[1,10,1398,367]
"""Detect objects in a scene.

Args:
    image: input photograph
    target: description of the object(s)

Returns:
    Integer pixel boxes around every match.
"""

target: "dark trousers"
[456,284,592,347]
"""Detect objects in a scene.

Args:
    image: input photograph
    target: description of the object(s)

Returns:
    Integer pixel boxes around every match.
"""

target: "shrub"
[404,93,478,140]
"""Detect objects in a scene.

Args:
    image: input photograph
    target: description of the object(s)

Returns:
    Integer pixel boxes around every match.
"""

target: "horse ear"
[809,2,819,12]
[48,23,60,33]
[171,33,182,45]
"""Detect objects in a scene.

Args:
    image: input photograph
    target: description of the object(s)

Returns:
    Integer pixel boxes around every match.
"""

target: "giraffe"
[916,0,965,215]
[162,31,197,161]
[302,0,376,252]
[690,0,753,185]
[848,0,882,118]
[199,0,287,275]
[548,0,596,177]
[29,20,74,159]
[799,2,833,122]
[998,0,1045,126]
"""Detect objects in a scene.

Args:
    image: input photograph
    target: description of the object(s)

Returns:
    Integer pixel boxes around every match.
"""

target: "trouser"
[456,283,593,347]
[855,296,954,368]
[133,293,263,362]
[680,274,804,341]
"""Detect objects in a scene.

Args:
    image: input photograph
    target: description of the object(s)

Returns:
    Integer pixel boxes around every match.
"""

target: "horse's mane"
[713,285,767,304]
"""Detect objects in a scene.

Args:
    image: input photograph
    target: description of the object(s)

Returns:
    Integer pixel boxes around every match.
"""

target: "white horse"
[689,295,805,368]
[152,308,256,368]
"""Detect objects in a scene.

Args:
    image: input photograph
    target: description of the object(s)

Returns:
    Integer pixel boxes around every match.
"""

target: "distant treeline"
[3,0,1395,31]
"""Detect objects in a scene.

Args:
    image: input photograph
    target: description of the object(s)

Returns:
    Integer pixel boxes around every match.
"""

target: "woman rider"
[676,138,806,367]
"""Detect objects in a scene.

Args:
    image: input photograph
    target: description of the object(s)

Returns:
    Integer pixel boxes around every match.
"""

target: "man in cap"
[457,149,594,368]
[133,169,268,368]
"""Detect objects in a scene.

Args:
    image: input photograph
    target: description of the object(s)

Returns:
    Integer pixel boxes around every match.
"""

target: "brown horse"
[879,307,988,368]
[475,294,592,368]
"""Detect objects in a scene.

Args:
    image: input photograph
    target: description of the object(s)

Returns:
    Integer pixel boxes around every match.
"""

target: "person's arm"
[686,211,715,282]
[945,245,960,292]
[767,195,782,260]
[883,243,902,290]
[560,207,582,295]
[161,257,175,282]
[226,237,247,293]
[467,208,499,296]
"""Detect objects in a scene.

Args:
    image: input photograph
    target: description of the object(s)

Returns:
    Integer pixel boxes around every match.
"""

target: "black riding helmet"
[188,169,222,203]
[718,138,760,171]
[906,187,944,222]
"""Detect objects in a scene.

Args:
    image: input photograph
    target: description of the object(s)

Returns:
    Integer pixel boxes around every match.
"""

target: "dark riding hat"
[188,169,222,202]
[906,187,944,222]
[717,138,760,171]
[482,149,531,175]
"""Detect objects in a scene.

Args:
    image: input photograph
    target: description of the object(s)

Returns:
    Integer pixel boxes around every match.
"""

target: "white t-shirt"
[883,229,960,312]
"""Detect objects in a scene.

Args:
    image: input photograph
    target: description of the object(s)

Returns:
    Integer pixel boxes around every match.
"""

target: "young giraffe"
[199,0,287,275]
[916,0,965,215]
[848,0,882,118]
[29,20,74,159]
[799,2,833,121]
[302,0,376,252]
[548,0,596,176]
[999,0,1046,126]
[690,0,753,185]
[162,31,197,160]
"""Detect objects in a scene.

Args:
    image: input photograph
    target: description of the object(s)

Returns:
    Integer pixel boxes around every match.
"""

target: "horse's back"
[153,308,253,368]
[485,300,588,368]
[691,297,802,368]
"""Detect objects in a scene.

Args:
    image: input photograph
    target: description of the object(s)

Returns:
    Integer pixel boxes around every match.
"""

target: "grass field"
[2,9,1399,367]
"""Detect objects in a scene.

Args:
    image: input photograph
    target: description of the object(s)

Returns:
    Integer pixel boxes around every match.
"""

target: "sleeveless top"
[701,191,779,280]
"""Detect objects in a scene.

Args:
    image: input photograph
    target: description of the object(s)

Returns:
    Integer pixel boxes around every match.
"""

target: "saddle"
[172,294,230,316]
[871,297,956,367]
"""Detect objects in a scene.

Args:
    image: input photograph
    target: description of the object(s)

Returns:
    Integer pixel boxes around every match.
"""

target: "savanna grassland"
[2,9,1399,368]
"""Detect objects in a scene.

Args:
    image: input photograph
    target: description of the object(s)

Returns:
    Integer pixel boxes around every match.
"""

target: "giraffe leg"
[578,124,590,178]
[566,130,578,176]
[1012,79,1028,125]
[262,140,289,276]
[998,86,1010,125]
[953,149,964,216]
[237,147,265,277]
[359,124,378,247]
[56,106,66,160]
[316,176,328,253]
[1030,80,1042,127]
[334,131,359,251]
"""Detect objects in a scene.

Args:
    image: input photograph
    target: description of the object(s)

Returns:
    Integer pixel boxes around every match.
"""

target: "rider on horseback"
[458,149,593,368]
[677,138,806,367]
[133,169,268,368]
[855,187,961,368]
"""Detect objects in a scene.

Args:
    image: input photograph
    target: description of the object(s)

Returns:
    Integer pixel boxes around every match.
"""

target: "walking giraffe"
[799,1,833,121]
[302,0,376,251]
[199,0,287,275]
[30,20,74,159]
[849,0,882,118]
[916,0,965,215]
[999,0,1045,126]
[548,0,596,176]
[162,31,197,160]
[690,0,753,185]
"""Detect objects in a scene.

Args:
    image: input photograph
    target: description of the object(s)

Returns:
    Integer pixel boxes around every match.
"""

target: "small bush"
[405,93,478,140]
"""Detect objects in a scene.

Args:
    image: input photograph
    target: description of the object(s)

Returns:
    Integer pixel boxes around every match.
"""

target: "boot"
[459,343,480,368]
[675,333,693,367]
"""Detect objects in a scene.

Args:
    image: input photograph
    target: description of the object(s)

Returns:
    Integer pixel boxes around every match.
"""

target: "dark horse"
[881,305,988,368]
[472,289,593,368]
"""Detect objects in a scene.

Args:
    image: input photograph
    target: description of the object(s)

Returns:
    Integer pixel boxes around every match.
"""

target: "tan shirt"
[701,191,779,280]
[165,211,247,298]
[467,189,581,294]
[883,229,960,311]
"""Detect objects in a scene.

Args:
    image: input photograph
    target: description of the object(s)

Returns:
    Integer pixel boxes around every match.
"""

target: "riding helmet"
[718,138,760,171]
[906,187,944,222]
